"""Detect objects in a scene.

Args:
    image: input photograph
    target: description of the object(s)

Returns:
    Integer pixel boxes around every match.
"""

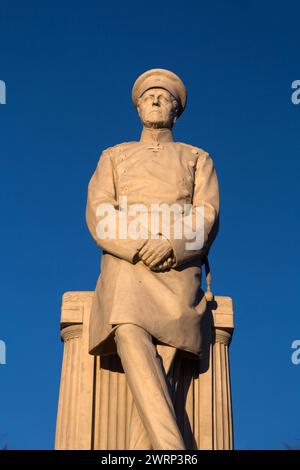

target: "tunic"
[86,128,220,359]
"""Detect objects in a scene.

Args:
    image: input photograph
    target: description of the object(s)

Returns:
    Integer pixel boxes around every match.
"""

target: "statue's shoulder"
[176,141,211,158]
[101,141,138,157]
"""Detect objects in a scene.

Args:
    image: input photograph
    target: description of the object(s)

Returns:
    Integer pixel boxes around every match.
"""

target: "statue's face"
[137,87,178,129]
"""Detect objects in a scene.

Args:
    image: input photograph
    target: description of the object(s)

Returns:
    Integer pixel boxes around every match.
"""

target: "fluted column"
[192,296,234,450]
[213,328,234,450]
[55,292,95,450]
[92,354,131,450]
[55,324,83,449]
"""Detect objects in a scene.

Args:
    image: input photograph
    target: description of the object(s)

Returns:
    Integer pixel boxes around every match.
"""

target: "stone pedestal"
[55,292,234,450]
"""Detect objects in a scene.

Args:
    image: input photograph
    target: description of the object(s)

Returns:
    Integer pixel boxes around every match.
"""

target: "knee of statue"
[114,323,145,346]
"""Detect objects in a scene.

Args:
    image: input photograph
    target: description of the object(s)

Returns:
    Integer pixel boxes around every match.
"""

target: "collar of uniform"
[140,127,174,144]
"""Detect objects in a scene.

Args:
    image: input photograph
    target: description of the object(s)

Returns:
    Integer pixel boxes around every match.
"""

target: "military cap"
[132,68,187,117]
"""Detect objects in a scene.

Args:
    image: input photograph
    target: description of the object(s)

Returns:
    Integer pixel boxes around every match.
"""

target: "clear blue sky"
[0,0,299,450]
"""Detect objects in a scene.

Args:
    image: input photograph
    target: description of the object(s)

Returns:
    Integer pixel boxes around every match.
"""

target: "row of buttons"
[119,153,127,193]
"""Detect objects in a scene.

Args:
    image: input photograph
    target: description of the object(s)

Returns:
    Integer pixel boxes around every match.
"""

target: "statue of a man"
[86,69,220,450]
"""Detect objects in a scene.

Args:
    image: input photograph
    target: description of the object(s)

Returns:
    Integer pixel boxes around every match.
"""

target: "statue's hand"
[151,256,176,272]
[138,238,173,270]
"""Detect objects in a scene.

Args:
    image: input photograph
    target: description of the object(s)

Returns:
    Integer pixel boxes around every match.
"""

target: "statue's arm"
[168,152,220,268]
[85,150,146,263]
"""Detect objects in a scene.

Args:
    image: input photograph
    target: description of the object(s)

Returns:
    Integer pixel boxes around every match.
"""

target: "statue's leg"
[128,399,152,449]
[155,343,182,402]
[114,323,186,450]
[128,343,179,450]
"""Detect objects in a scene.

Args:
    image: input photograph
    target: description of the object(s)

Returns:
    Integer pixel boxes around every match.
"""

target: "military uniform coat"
[86,128,220,359]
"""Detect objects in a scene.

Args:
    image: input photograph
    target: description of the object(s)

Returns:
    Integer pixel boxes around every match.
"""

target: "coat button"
[123,186,128,192]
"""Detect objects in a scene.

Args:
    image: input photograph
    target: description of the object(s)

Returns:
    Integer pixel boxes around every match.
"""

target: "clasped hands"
[136,237,176,272]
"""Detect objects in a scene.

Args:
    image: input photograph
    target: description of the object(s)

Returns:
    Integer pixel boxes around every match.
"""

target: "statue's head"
[137,87,178,129]
[132,69,187,130]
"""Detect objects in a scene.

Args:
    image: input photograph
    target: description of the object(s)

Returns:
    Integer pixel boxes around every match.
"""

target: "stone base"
[55,292,234,450]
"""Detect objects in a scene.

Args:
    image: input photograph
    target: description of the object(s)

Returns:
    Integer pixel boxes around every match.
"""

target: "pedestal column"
[213,328,234,449]
[55,292,95,450]
[55,324,83,449]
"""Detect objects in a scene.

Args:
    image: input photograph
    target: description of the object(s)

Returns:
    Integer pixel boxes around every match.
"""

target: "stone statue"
[85,68,220,450]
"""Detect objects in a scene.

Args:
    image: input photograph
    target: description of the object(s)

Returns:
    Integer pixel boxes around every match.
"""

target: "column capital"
[214,328,233,346]
[61,324,83,342]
